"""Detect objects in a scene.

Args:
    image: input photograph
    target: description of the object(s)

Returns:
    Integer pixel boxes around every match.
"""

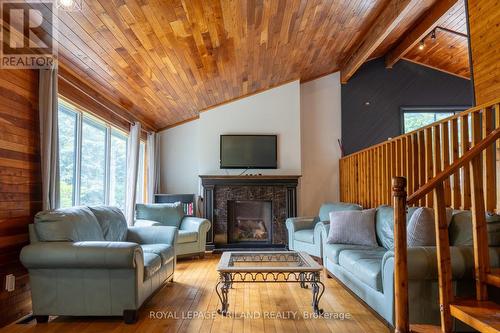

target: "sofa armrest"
[180,217,211,234]
[314,221,330,242]
[134,219,162,227]
[127,226,178,245]
[285,217,317,233]
[20,241,142,269]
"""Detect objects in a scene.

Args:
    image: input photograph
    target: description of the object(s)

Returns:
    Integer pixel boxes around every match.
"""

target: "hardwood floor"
[1,256,389,333]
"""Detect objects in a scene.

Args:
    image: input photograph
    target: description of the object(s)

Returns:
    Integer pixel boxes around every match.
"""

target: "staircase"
[391,99,500,332]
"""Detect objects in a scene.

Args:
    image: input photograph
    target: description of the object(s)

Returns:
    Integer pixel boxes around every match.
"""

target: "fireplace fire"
[228,200,272,244]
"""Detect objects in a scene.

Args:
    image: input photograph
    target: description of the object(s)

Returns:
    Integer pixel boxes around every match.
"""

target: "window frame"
[58,97,130,208]
[400,106,471,134]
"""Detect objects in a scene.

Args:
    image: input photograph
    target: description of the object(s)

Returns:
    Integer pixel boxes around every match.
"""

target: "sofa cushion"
[318,202,362,221]
[135,203,184,227]
[327,209,378,246]
[34,207,105,242]
[407,207,436,247]
[141,244,174,265]
[449,210,500,246]
[375,205,420,249]
[338,248,387,291]
[178,230,198,244]
[88,206,128,242]
[294,229,314,244]
[324,243,377,264]
[143,253,162,280]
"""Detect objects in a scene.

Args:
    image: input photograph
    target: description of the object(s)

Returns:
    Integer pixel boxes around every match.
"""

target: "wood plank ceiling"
[6,0,470,129]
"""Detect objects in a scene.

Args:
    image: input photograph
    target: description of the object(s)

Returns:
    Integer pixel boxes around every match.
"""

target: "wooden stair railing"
[393,127,500,333]
[340,98,500,212]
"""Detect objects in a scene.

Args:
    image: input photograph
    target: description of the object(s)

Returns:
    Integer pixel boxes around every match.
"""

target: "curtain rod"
[58,73,154,134]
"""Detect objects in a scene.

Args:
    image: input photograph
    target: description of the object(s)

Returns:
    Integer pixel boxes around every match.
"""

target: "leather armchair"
[135,203,211,257]
[285,202,362,258]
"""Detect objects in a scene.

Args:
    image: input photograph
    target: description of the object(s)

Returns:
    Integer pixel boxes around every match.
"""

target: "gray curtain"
[39,67,60,210]
[147,132,160,203]
[125,122,141,224]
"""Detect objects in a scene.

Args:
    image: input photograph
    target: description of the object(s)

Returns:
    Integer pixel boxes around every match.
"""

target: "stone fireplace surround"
[200,175,300,250]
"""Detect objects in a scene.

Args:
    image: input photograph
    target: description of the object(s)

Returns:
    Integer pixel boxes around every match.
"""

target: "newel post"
[393,177,409,333]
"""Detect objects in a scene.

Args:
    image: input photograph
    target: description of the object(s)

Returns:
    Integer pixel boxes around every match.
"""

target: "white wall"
[159,120,199,194]
[158,74,342,216]
[159,80,301,194]
[198,81,301,175]
[300,73,342,216]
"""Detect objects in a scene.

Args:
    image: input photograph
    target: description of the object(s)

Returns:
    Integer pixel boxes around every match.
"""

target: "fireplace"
[200,175,300,250]
[228,200,272,244]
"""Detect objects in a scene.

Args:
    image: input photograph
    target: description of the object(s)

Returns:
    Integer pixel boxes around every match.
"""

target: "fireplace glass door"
[227,200,272,244]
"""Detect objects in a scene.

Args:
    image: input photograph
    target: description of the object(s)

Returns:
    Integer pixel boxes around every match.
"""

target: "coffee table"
[216,251,324,315]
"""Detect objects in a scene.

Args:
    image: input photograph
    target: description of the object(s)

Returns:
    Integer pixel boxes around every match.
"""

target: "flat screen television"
[220,135,277,169]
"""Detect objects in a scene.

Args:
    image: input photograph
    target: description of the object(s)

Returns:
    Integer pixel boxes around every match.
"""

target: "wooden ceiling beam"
[385,0,458,68]
[340,0,420,83]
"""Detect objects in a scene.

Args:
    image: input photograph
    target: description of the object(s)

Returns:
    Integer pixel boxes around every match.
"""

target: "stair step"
[486,268,500,288]
[450,300,500,333]
[410,324,442,333]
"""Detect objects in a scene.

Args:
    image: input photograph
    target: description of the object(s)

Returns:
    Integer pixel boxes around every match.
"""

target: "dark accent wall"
[341,58,473,155]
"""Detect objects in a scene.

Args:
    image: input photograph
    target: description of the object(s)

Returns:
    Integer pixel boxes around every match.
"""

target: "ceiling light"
[56,0,81,11]
[431,30,436,41]
[418,40,425,50]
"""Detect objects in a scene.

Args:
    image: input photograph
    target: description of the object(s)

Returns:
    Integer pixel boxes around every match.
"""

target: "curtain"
[147,132,160,203]
[39,67,60,210]
[125,122,141,224]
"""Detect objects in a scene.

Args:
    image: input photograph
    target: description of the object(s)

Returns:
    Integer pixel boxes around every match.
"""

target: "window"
[80,117,107,206]
[109,130,128,209]
[401,106,470,134]
[58,104,77,207]
[58,99,131,209]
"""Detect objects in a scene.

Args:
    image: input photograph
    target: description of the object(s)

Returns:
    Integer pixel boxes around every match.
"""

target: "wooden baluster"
[384,144,390,205]
[369,149,374,207]
[471,111,490,300]
[393,177,408,333]
[425,127,434,207]
[496,104,500,212]
[434,183,454,333]
[482,107,496,212]
[411,133,419,204]
[441,122,451,206]
[404,137,411,199]
[432,125,453,332]
[418,131,426,207]
[450,118,461,209]
[460,114,471,209]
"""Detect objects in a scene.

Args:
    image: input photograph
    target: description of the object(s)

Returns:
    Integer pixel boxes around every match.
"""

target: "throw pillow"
[407,207,454,247]
[327,208,377,246]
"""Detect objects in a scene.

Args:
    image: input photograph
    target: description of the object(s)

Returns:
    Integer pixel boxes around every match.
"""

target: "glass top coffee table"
[216,251,324,315]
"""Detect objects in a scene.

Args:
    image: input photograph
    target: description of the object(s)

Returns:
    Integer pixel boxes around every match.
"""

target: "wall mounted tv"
[220,135,277,169]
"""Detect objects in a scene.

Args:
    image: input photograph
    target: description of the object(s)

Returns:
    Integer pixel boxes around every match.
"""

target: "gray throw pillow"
[407,207,454,247]
[327,209,377,246]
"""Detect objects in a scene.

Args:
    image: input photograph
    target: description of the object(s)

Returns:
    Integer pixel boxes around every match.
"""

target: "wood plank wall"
[340,99,500,211]
[467,0,500,105]
[0,69,41,326]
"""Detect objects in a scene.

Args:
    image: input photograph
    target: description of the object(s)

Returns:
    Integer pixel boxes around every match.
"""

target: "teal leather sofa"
[20,206,177,324]
[285,202,362,258]
[317,205,500,328]
[134,203,211,257]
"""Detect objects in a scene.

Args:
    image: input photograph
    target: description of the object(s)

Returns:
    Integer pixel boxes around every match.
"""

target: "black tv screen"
[220,135,277,169]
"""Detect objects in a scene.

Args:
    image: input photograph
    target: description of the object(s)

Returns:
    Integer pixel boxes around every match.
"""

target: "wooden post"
[393,177,408,333]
